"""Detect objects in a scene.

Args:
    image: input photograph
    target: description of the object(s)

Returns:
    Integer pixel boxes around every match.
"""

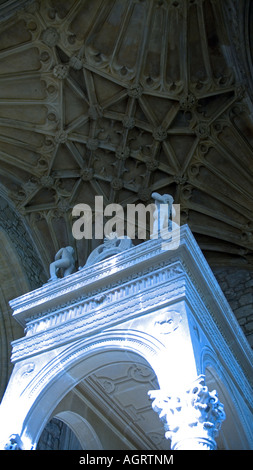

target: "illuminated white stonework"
[149,375,226,450]
[0,225,252,450]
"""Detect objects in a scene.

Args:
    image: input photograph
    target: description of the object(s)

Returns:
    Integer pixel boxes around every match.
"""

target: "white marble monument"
[0,226,252,450]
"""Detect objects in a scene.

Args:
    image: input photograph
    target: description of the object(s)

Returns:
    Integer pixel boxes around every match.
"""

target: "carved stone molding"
[12,269,186,361]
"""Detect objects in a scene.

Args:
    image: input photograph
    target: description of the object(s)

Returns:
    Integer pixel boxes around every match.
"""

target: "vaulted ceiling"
[0,0,252,446]
[0,0,253,277]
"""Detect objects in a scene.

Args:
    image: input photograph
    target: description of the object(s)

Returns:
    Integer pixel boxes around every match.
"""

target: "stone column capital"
[148,375,226,450]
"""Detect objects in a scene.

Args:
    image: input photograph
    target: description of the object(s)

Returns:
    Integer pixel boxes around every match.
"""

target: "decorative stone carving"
[173,174,187,185]
[20,362,35,378]
[145,158,159,172]
[152,126,167,142]
[128,365,155,383]
[181,185,192,202]
[83,233,133,267]
[154,308,182,335]
[42,27,59,47]
[151,192,175,236]
[40,175,55,189]
[81,168,94,181]
[86,138,99,151]
[127,84,143,98]
[4,434,23,450]
[179,93,197,111]
[69,55,83,70]
[111,178,124,191]
[53,64,69,79]
[55,130,68,144]
[122,116,135,129]
[97,378,115,394]
[148,375,226,450]
[194,122,210,139]
[115,146,130,160]
[48,246,75,282]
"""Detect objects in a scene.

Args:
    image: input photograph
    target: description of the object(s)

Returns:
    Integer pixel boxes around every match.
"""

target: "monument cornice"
[9,226,253,394]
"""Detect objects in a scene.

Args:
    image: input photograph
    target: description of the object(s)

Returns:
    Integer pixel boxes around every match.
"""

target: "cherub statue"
[48,246,75,282]
[151,192,175,236]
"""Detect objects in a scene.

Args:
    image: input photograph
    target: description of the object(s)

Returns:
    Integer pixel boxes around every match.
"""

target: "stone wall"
[37,418,82,450]
[0,197,46,290]
[213,268,253,348]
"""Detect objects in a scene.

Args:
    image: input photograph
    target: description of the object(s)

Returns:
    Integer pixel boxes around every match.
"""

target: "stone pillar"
[148,375,226,450]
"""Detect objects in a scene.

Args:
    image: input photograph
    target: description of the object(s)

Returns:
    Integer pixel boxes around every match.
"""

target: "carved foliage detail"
[148,376,226,447]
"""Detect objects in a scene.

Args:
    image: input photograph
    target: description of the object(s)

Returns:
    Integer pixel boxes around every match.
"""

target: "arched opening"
[205,366,251,450]
[32,346,168,450]
[37,411,103,450]
[37,417,83,450]
[55,412,102,450]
